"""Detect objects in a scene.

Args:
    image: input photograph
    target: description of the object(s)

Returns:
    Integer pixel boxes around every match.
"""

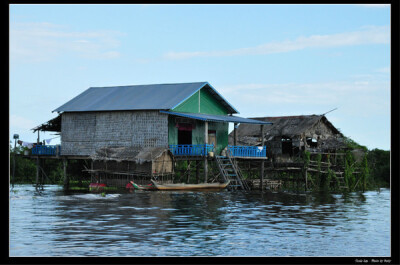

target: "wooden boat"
[89,183,106,191]
[130,182,157,190]
[150,180,230,191]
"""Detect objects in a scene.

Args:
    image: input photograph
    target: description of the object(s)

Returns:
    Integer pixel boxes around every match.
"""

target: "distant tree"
[367,149,390,187]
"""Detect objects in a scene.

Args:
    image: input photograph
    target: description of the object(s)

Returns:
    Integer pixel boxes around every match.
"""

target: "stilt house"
[33,82,271,187]
[229,115,346,161]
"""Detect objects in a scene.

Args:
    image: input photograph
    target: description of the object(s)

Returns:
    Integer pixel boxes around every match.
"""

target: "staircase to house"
[215,155,250,190]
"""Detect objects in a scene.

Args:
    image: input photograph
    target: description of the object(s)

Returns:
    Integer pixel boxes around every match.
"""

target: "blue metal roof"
[53,82,238,114]
[160,111,273,125]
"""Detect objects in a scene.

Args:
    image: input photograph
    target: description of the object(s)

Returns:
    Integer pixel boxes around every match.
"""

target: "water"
[9,185,391,257]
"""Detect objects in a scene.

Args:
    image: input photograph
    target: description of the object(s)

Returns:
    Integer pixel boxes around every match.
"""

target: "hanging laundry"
[21,141,34,149]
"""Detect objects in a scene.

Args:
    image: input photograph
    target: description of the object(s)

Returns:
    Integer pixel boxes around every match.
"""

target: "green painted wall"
[172,87,229,115]
[168,86,230,154]
[172,91,200,113]
[168,118,229,154]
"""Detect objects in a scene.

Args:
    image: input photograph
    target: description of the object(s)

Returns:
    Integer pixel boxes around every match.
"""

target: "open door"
[208,130,217,147]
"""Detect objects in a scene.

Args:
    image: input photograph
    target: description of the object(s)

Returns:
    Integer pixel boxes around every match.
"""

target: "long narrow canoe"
[150,180,230,191]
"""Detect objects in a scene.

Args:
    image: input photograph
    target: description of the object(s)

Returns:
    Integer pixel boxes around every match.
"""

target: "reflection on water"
[9,185,390,257]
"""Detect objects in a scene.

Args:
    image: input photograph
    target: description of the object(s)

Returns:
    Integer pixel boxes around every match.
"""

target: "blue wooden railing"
[31,145,60,156]
[227,145,266,158]
[169,144,214,156]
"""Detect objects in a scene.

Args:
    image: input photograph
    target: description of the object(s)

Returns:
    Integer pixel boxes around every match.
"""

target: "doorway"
[208,130,217,147]
[178,129,192,145]
[281,136,293,156]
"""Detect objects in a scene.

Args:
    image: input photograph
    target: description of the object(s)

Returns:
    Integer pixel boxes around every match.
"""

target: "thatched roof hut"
[229,115,346,157]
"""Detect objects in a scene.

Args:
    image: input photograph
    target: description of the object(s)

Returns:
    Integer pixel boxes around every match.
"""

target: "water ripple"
[9,185,390,257]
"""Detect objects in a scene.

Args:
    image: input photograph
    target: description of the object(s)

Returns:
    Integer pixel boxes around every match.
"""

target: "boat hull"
[150,180,230,190]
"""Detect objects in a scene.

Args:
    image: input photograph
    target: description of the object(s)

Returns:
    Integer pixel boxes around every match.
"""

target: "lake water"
[9,184,391,257]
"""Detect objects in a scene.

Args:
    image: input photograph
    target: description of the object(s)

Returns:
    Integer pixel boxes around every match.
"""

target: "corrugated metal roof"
[160,111,272,125]
[53,82,238,114]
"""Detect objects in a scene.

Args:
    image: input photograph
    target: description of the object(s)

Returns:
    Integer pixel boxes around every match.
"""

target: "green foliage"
[360,155,370,191]
[10,146,37,183]
[315,153,322,187]
[343,136,368,151]
[344,151,355,191]
[303,151,310,167]
[367,149,390,187]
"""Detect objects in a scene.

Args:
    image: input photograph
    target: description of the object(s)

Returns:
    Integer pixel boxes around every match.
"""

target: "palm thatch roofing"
[230,115,346,149]
[32,115,61,132]
[90,146,172,164]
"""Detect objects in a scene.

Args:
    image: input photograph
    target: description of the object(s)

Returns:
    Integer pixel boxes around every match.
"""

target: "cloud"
[163,25,389,60]
[10,114,37,130]
[10,22,125,62]
[218,77,390,118]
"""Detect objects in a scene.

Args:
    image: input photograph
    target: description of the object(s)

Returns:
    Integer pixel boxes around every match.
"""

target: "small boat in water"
[89,183,106,191]
[130,181,157,190]
[150,180,230,191]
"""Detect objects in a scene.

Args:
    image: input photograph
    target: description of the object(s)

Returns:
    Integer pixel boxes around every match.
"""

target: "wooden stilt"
[204,121,208,183]
[305,168,308,191]
[186,160,191,183]
[91,160,93,183]
[41,159,45,189]
[234,123,238,146]
[63,158,69,191]
[36,157,40,190]
[196,161,200,184]
[260,124,265,191]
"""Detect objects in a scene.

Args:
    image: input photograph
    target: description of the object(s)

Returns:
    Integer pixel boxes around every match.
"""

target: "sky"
[9,4,391,150]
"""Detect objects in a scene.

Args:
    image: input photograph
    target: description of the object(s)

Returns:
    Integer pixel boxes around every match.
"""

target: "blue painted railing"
[227,145,266,158]
[31,145,60,156]
[169,144,214,156]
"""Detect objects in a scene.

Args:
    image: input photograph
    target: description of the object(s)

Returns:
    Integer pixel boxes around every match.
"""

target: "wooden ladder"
[215,155,250,190]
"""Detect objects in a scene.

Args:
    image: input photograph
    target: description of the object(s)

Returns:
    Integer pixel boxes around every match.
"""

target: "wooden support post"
[204,121,208,183]
[196,160,200,184]
[63,158,69,191]
[91,160,93,183]
[36,157,40,190]
[35,130,40,189]
[233,123,238,146]
[305,168,308,191]
[41,159,45,188]
[260,124,265,191]
[186,160,191,183]
[12,139,16,189]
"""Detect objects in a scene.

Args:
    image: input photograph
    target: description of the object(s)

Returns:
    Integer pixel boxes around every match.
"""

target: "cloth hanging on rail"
[21,141,34,149]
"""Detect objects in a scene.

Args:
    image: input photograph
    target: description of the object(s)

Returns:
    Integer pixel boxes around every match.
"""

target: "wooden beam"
[204,121,208,183]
